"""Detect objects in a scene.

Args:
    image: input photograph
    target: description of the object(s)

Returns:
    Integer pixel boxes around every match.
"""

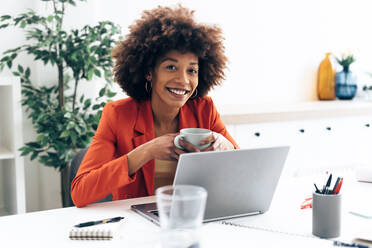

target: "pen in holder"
[312,192,342,238]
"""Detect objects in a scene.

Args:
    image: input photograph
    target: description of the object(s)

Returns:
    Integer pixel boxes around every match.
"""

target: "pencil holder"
[312,192,342,238]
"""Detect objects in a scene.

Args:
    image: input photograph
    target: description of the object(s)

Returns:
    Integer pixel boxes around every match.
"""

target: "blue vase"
[335,66,357,100]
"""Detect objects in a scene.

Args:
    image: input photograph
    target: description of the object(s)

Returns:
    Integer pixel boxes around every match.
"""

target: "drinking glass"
[156,185,207,248]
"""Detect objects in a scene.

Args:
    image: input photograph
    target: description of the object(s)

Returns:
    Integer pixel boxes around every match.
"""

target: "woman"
[71,5,238,207]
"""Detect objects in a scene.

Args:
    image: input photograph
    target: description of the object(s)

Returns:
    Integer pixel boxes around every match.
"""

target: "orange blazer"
[71,96,238,207]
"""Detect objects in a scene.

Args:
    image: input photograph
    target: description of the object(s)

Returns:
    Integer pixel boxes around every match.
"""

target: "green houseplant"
[0,0,121,206]
[335,54,355,73]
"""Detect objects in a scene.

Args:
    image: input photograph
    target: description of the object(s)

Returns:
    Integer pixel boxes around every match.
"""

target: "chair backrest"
[64,148,112,207]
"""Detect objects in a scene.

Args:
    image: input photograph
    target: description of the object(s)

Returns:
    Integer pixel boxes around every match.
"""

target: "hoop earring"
[190,88,198,99]
[145,81,152,94]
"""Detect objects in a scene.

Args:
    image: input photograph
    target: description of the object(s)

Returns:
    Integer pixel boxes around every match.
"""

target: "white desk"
[1,171,371,247]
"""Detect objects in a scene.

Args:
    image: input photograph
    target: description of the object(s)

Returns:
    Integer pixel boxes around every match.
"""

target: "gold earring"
[190,88,198,99]
[145,81,152,94]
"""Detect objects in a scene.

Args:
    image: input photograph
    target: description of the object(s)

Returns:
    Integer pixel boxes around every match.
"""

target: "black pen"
[323,173,332,194]
[74,216,124,228]
[314,183,321,193]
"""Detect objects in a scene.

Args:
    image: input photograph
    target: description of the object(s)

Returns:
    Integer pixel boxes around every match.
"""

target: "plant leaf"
[18,64,24,73]
[87,69,94,80]
[83,99,91,110]
[20,20,26,28]
[94,69,101,77]
[25,67,30,78]
[99,87,105,97]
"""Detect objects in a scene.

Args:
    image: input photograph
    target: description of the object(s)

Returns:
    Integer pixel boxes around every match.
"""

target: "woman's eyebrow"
[160,57,198,66]
[160,57,178,63]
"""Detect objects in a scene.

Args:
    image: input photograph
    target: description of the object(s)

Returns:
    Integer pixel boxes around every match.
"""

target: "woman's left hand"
[199,132,234,152]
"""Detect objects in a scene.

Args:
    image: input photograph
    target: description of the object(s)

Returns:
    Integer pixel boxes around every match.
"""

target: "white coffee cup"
[174,128,212,150]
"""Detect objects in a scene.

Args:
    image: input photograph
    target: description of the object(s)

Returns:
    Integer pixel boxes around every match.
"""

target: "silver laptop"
[131,146,289,225]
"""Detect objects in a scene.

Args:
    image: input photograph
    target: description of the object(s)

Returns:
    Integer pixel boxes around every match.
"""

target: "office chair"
[63,148,112,207]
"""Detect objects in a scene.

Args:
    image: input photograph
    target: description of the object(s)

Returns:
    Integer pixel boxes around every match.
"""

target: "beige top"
[153,159,177,194]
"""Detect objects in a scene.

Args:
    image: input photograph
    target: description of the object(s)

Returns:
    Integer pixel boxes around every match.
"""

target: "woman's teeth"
[168,88,188,95]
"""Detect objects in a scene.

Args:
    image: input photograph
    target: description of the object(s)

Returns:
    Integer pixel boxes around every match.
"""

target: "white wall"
[1,0,372,212]
[93,0,372,107]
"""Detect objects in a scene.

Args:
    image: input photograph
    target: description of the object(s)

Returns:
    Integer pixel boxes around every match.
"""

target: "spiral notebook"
[200,222,332,247]
[69,229,113,240]
[69,219,123,240]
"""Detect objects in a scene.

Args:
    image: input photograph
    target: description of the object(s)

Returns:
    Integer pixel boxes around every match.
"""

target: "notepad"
[218,206,314,238]
[200,222,332,247]
[69,220,122,240]
[69,229,113,240]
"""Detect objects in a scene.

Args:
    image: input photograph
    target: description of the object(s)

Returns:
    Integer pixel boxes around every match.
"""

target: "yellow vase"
[317,53,336,100]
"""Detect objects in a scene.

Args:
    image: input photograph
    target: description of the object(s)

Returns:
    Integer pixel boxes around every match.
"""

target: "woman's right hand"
[147,133,185,161]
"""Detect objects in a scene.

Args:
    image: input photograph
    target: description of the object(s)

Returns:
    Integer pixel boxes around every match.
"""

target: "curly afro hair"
[112,5,227,101]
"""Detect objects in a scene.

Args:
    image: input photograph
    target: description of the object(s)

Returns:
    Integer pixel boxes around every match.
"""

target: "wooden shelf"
[220,101,372,124]
[0,146,14,160]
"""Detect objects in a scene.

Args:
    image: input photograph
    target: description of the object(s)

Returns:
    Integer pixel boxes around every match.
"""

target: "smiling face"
[149,50,199,111]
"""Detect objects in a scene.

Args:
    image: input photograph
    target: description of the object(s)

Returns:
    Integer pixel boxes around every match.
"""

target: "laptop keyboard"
[149,210,159,217]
